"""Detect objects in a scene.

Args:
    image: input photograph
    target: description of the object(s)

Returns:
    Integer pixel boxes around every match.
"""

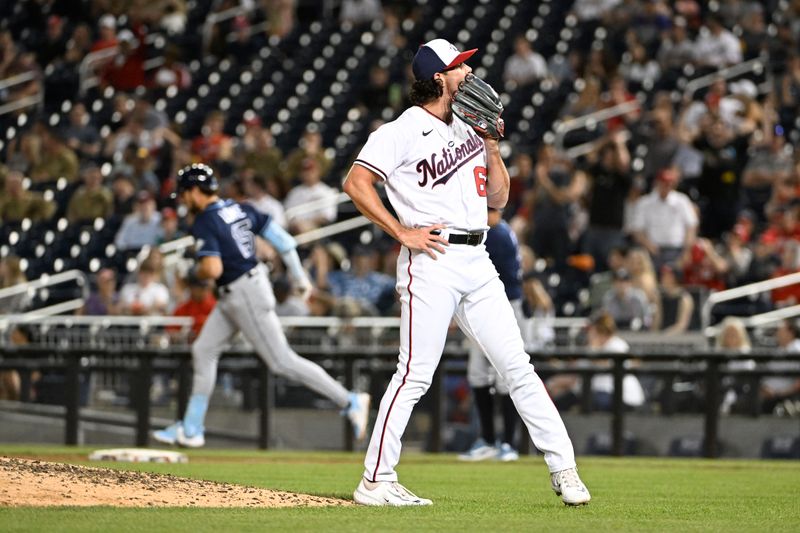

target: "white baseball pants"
[467,298,527,394]
[363,245,576,482]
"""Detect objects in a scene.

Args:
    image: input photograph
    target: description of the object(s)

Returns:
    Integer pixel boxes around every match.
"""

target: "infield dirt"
[0,456,352,508]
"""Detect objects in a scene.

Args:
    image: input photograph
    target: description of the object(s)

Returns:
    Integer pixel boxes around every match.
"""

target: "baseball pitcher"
[344,39,590,506]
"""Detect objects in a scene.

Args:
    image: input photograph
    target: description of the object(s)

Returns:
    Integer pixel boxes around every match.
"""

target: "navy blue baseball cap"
[412,39,478,80]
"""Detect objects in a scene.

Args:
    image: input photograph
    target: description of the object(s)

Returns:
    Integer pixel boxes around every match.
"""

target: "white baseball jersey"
[354,106,490,231]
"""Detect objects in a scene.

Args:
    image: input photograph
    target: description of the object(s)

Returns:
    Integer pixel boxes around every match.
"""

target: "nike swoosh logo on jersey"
[422,129,433,136]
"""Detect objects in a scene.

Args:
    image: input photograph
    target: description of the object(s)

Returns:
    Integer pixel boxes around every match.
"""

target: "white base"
[88,448,188,463]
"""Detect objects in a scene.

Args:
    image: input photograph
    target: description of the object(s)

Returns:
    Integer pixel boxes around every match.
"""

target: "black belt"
[433,230,485,246]
[216,267,259,296]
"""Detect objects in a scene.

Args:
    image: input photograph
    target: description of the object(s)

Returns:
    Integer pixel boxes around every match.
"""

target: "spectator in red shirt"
[760,203,800,257]
[172,274,217,339]
[771,241,800,307]
[681,237,728,292]
[191,110,233,165]
[101,29,146,91]
[91,14,118,53]
[603,76,640,131]
[38,15,69,67]
[506,152,534,223]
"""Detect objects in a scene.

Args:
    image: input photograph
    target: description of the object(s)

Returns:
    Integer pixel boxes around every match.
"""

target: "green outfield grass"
[0,445,798,532]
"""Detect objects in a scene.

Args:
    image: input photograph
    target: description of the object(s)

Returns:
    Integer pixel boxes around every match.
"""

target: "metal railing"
[0,71,38,92]
[151,215,372,262]
[0,313,586,350]
[0,71,43,117]
[155,189,361,260]
[157,235,196,256]
[19,299,85,318]
[154,212,372,263]
[701,271,800,329]
[202,5,255,53]
[78,47,117,95]
[565,129,632,160]
[0,269,89,317]
[1,343,797,457]
[553,98,641,151]
[681,56,765,99]
[293,216,372,246]
[284,191,352,220]
[705,303,800,338]
[0,314,194,349]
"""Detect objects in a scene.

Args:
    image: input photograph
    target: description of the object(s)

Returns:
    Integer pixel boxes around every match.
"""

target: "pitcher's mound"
[0,456,352,508]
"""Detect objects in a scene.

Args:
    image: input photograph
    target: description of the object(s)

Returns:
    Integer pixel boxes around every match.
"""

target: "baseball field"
[0,446,798,532]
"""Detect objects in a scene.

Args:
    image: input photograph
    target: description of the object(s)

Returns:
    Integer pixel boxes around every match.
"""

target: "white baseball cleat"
[177,425,205,448]
[152,422,182,445]
[153,421,205,448]
[353,479,432,506]
[458,439,498,461]
[346,392,371,441]
[550,467,591,506]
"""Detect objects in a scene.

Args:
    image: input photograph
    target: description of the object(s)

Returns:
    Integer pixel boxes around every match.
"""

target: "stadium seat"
[760,436,800,460]
[668,436,723,458]
[586,431,638,456]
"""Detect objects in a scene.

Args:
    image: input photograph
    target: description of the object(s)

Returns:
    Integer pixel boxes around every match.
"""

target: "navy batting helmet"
[176,164,219,194]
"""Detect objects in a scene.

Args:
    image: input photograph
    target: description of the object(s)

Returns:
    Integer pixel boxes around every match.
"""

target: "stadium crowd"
[0,0,799,416]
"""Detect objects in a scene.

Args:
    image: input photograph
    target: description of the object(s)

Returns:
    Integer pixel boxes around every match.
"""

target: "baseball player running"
[459,207,522,463]
[153,164,369,447]
[343,39,590,506]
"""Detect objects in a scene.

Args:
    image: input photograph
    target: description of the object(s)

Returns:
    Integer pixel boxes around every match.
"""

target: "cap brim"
[445,48,478,69]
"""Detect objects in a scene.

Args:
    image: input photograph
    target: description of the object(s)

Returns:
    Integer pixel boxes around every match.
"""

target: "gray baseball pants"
[191,264,350,407]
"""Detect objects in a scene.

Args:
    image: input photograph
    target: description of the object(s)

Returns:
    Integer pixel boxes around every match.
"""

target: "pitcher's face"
[436,62,472,102]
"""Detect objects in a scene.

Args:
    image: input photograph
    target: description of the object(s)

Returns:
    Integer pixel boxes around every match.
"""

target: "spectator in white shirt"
[340,0,383,27]
[114,191,163,251]
[693,15,743,68]
[630,168,698,268]
[545,311,645,411]
[119,259,170,316]
[284,158,339,234]
[245,173,288,229]
[586,311,646,410]
[503,35,549,87]
[716,316,755,415]
[620,43,660,89]
[572,0,621,22]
